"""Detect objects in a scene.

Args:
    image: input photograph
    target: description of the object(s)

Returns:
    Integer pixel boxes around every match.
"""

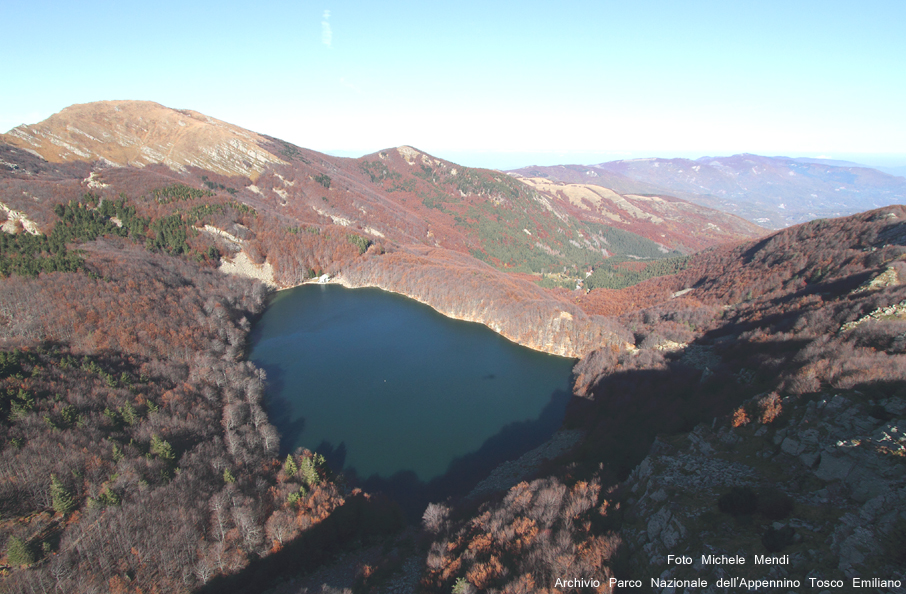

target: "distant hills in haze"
[511,154,906,229]
[787,156,906,178]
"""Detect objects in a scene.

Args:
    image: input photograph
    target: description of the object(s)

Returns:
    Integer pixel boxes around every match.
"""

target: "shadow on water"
[250,284,578,524]
[314,440,348,470]
[316,386,573,523]
[197,385,573,593]
[199,385,575,593]
[255,361,310,450]
[257,340,574,522]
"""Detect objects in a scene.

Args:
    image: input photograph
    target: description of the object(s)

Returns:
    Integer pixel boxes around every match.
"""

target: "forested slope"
[0,173,400,592]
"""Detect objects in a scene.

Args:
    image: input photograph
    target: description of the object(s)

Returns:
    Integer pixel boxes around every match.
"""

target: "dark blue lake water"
[249,284,575,496]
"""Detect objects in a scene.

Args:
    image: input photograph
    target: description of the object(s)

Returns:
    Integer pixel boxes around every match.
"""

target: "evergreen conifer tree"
[50,474,75,514]
[299,457,320,487]
[6,536,34,566]
[283,454,298,477]
[150,434,174,462]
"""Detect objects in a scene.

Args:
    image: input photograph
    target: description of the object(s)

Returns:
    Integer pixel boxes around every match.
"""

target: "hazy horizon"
[3,1,903,171]
[323,148,906,172]
[4,103,905,174]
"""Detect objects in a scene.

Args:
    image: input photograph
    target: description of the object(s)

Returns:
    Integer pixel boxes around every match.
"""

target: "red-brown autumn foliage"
[424,478,619,593]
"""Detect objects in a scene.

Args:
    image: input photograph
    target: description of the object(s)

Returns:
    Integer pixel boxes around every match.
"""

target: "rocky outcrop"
[219,252,277,288]
[620,391,906,587]
[840,299,906,333]
[336,248,633,358]
[0,200,41,235]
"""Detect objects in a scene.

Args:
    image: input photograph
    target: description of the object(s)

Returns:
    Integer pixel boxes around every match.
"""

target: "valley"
[0,101,904,593]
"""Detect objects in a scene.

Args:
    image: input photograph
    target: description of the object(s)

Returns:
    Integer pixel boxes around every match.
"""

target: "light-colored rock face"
[218,252,277,288]
[396,146,421,164]
[1,100,286,179]
[850,265,903,295]
[0,200,41,235]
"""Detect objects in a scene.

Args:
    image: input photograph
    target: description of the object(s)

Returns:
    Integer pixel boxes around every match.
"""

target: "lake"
[249,284,575,499]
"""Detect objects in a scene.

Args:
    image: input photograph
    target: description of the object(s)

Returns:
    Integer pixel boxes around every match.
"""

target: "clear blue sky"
[2,1,904,169]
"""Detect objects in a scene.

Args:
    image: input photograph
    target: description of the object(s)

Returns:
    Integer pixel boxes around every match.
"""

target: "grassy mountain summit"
[1,100,287,179]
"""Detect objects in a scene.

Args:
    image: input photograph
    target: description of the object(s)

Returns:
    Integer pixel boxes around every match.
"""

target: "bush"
[758,392,783,424]
[422,502,450,534]
[718,487,758,516]
[731,407,750,428]
[452,577,476,594]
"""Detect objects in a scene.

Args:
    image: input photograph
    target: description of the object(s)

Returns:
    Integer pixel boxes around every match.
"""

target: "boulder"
[815,452,856,482]
[647,507,672,542]
[781,437,804,456]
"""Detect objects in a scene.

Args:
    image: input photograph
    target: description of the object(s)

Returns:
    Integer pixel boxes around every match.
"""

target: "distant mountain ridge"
[512,154,906,229]
[787,157,906,178]
[1,101,763,263]
[0,100,762,358]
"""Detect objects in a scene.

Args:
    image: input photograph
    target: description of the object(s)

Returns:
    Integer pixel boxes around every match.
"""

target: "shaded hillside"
[417,206,906,592]
[574,206,906,443]
[0,237,362,593]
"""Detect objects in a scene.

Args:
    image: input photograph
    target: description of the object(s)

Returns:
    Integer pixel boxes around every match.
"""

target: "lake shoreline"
[250,283,577,490]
